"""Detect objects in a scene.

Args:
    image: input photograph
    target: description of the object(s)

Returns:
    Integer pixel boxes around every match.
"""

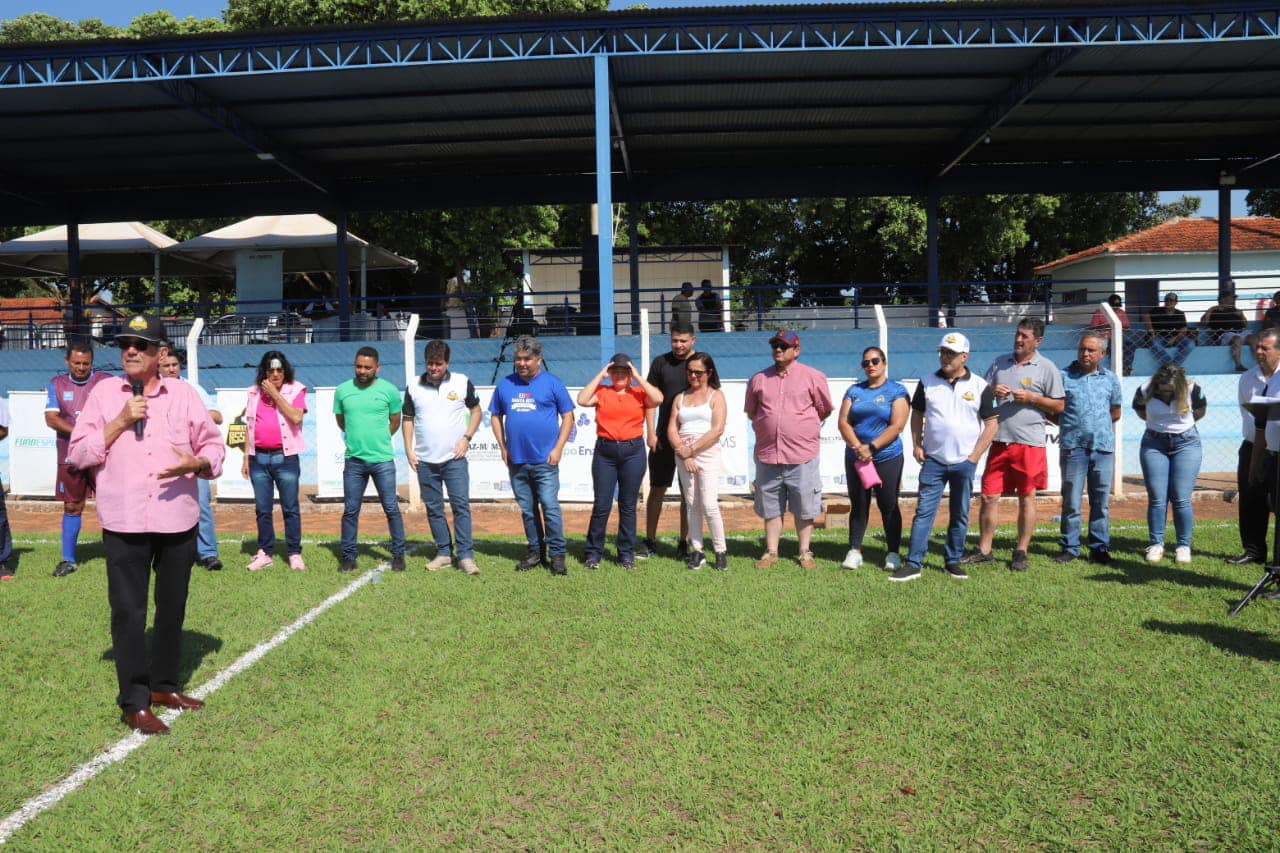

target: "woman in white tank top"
[666,352,728,569]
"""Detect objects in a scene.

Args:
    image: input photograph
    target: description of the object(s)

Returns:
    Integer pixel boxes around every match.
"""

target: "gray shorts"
[753,457,823,520]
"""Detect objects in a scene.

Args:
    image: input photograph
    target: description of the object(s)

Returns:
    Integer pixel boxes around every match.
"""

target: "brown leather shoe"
[150,691,205,710]
[122,708,169,735]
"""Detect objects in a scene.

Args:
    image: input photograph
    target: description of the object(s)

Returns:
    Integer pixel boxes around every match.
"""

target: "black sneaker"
[515,551,545,571]
[200,556,223,571]
[549,554,567,576]
[1053,551,1077,564]
[0,563,13,580]
[714,551,728,571]
[338,558,358,573]
[1088,549,1112,565]
[675,539,690,562]
[1010,549,1029,572]
[52,560,77,578]
[636,538,655,560]
[959,548,995,566]
[686,549,706,570]
[888,564,922,582]
[943,563,969,579]
[620,560,635,571]
[584,558,600,570]
[1227,552,1264,566]
[390,556,406,572]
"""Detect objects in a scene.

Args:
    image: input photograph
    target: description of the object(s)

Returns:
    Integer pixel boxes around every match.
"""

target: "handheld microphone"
[131,380,144,437]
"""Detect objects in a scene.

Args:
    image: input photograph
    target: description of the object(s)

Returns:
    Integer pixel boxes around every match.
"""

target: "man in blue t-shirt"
[489,336,575,575]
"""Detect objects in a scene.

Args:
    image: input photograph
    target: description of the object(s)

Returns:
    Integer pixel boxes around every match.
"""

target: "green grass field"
[2,521,1279,849]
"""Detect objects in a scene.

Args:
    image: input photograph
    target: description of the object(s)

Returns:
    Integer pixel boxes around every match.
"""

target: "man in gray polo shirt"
[963,317,1065,572]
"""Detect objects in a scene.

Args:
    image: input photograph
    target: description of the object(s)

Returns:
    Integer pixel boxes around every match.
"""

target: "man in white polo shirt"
[894,332,999,582]
[402,340,483,575]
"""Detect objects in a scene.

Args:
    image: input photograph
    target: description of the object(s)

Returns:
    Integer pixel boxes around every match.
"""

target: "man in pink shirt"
[67,315,224,736]
[744,330,834,569]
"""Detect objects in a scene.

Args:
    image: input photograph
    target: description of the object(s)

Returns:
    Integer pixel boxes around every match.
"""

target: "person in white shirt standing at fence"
[403,340,483,576]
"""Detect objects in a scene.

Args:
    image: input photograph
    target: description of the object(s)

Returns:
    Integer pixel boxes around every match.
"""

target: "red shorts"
[56,462,95,504]
[980,442,1047,496]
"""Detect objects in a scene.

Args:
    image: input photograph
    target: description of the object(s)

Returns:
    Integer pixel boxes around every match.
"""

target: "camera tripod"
[1230,453,1280,616]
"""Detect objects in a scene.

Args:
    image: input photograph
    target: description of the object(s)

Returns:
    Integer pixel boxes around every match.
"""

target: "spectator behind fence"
[837,346,909,572]
[1201,288,1248,372]
[577,353,662,571]
[160,352,223,571]
[1262,290,1280,330]
[745,330,833,570]
[1145,292,1195,367]
[696,279,723,333]
[335,346,406,574]
[1234,329,1280,567]
[489,335,575,576]
[45,340,113,578]
[1054,331,1122,565]
[242,351,308,572]
[671,282,695,329]
[896,332,999,582]
[642,322,696,560]
[67,314,224,736]
[668,352,729,570]
[965,317,1064,573]
[402,340,482,576]
[1089,293,1135,376]
[1133,364,1206,565]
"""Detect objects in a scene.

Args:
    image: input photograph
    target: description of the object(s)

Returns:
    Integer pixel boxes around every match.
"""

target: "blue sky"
[2,0,1243,217]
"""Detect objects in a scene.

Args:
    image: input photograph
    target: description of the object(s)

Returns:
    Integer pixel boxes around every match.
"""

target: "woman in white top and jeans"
[1133,364,1206,564]
[667,352,728,570]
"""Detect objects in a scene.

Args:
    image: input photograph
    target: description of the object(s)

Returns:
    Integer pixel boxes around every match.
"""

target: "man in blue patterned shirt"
[1054,330,1123,564]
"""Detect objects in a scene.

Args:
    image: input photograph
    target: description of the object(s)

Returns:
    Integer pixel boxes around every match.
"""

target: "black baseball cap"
[115,313,167,344]
[609,353,633,369]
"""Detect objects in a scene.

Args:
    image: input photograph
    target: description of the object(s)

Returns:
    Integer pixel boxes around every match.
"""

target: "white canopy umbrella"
[0,221,232,285]
[165,214,417,307]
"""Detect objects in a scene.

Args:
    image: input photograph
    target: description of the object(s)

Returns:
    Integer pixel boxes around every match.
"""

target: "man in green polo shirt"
[334,346,405,573]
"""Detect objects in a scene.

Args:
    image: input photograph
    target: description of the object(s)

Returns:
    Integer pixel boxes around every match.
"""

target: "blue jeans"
[906,456,977,569]
[249,451,302,556]
[1139,428,1202,548]
[509,462,566,557]
[197,477,217,560]
[584,437,647,562]
[1058,446,1114,555]
[1148,336,1194,367]
[342,458,405,560]
[416,457,473,560]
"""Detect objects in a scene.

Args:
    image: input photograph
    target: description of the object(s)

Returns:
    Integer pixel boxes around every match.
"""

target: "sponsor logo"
[15,437,55,448]
[576,412,592,427]
[509,392,536,414]
[962,391,975,401]
[446,391,458,401]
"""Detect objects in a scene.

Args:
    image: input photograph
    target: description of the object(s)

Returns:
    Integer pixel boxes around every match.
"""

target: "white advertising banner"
[214,388,254,499]
[9,391,56,497]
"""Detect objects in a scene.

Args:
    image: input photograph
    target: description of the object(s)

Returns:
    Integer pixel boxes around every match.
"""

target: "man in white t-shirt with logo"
[403,340,483,575]
[895,332,999,582]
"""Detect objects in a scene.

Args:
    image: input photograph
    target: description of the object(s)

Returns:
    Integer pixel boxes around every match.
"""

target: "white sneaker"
[1145,544,1165,563]
[425,554,453,571]
[1174,546,1192,564]
[884,553,902,572]
[459,557,480,575]
[842,548,863,569]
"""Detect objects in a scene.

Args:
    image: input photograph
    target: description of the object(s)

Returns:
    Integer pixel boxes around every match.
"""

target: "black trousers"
[103,527,197,713]
[1237,440,1272,560]
[845,453,904,553]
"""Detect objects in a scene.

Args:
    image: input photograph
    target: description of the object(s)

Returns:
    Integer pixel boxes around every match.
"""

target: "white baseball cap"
[938,332,970,354]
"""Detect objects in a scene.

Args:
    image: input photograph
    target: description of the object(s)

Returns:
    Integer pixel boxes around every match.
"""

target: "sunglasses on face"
[771,343,793,351]
[118,338,154,352]
[861,357,883,368]
[686,369,707,376]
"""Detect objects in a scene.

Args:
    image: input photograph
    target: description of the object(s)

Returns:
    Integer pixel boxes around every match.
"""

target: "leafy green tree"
[1247,190,1280,217]
[225,0,606,29]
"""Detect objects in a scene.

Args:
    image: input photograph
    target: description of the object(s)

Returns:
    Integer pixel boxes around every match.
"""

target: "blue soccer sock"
[62,514,82,563]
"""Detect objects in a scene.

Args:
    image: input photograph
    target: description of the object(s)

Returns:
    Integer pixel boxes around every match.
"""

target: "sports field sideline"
[2,514,1278,848]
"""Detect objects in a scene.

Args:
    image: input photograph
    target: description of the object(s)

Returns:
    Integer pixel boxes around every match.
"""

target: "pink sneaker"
[288,554,306,571]
[246,550,272,571]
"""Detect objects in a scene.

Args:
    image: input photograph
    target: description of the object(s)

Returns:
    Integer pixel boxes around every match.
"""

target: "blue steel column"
[926,187,940,327]
[1218,184,1232,298]
[628,197,641,332]
[335,209,351,341]
[594,54,615,361]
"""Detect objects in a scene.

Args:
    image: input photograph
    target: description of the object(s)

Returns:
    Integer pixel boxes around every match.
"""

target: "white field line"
[0,565,384,846]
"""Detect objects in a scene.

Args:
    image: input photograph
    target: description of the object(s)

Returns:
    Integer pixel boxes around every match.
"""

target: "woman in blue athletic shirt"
[837,346,909,571]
